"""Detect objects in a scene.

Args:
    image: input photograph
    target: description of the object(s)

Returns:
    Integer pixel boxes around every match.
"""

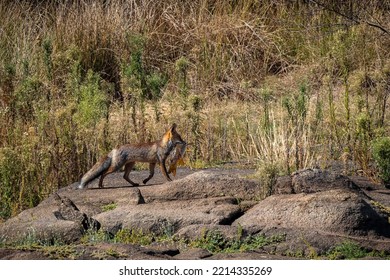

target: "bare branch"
[308,0,390,35]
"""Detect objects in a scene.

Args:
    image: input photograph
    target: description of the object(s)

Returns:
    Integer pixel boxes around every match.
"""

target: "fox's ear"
[170,123,177,132]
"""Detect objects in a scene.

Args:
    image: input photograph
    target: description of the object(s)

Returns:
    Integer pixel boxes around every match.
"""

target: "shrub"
[74,70,108,128]
[13,77,46,120]
[190,229,285,254]
[113,229,154,246]
[327,241,368,260]
[372,137,390,187]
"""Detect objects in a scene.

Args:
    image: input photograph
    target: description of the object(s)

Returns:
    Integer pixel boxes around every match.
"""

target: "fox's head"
[161,123,186,157]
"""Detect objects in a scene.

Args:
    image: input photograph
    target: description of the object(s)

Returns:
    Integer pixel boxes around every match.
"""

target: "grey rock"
[235,188,390,237]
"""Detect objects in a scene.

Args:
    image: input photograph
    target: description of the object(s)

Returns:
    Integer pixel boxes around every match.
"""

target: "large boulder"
[233,168,390,255]
[0,194,91,244]
[273,168,363,195]
[94,197,242,235]
[234,188,390,237]
[140,170,262,202]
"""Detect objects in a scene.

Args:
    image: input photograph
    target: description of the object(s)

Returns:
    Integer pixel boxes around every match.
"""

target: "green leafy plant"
[42,38,53,80]
[113,229,154,246]
[257,163,281,199]
[326,241,368,260]
[175,56,190,108]
[101,203,117,212]
[190,229,285,254]
[372,137,390,187]
[13,77,45,120]
[74,70,108,128]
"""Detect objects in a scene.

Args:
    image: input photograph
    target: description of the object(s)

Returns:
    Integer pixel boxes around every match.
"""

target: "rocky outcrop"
[236,169,390,238]
[0,167,389,259]
[272,168,363,195]
[235,189,390,236]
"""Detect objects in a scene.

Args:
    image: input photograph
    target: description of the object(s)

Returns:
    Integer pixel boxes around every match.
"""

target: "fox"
[78,123,186,189]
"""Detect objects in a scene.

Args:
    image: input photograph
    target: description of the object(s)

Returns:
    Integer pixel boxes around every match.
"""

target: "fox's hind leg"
[98,165,120,188]
[143,162,156,185]
[123,162,139,186]
[98,173,107,188]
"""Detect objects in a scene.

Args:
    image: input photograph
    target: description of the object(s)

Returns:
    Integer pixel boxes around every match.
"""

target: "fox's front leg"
[158,155,172,182]
[161,157,172,182]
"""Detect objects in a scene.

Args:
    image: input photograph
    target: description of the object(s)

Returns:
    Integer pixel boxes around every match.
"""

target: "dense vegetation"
[0,0,389,220]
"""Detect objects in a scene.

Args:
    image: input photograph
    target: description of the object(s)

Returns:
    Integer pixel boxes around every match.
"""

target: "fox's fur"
[78,123,186,189]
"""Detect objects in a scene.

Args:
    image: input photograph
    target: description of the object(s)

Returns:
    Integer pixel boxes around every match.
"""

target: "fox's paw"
[142,179,149,184]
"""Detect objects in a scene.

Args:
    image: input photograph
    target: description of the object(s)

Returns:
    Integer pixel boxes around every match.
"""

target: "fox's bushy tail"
[78,156,111,189]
